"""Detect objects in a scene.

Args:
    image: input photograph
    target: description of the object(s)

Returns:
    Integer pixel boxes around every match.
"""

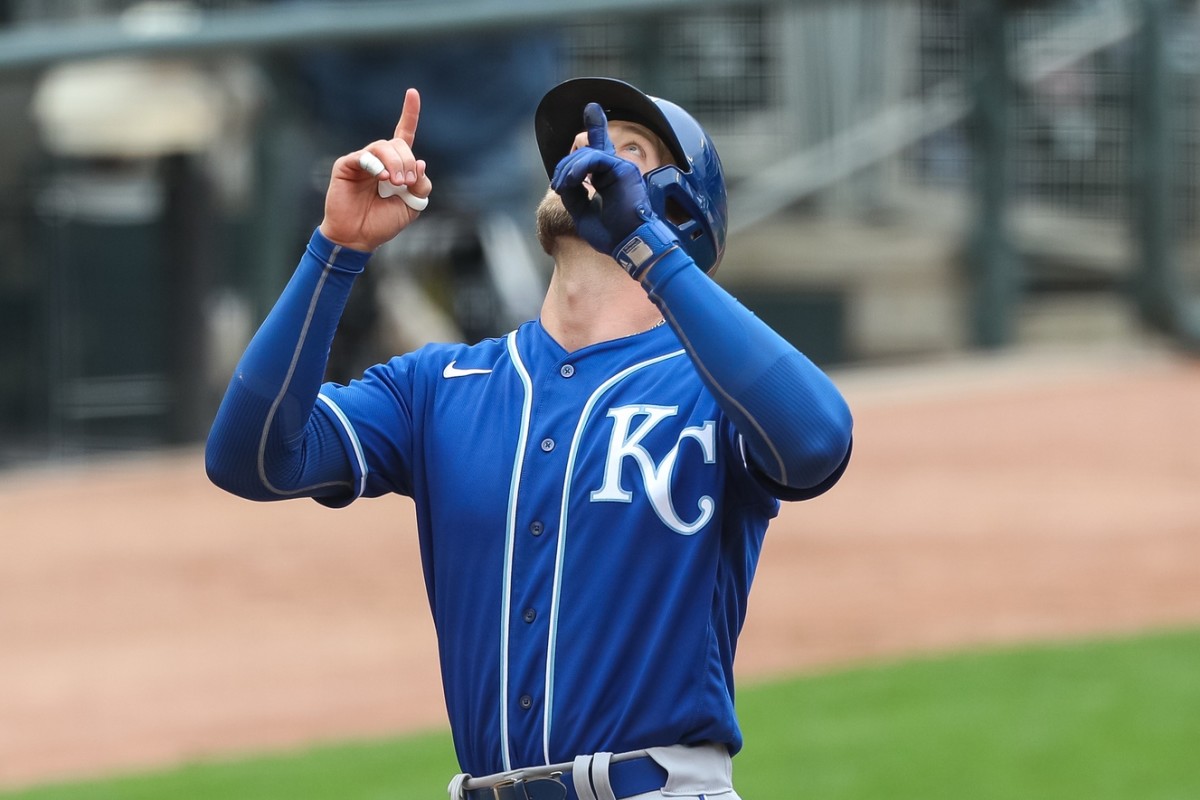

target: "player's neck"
[540,244,663,352]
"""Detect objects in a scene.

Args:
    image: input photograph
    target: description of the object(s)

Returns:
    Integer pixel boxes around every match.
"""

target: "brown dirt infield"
[1,343,1198,789]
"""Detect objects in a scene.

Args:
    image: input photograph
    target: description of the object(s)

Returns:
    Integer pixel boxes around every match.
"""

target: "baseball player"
[206,77,853,800]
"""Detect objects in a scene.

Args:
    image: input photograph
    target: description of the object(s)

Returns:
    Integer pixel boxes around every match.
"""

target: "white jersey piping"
[500,331,534,771]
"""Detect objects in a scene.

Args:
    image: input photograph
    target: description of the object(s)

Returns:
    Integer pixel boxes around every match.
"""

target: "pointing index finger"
[393,87,421,146]
[583,102,614,155]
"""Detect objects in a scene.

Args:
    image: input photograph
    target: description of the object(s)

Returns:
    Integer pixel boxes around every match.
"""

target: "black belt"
[463,756,668,800]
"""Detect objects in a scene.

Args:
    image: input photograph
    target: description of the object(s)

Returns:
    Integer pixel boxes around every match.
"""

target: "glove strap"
[613,216,680,280]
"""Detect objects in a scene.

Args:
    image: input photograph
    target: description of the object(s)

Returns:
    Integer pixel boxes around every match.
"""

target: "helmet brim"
[534,77,690,179]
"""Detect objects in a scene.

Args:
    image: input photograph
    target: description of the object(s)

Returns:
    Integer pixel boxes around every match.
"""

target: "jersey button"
[519,694,533,710]
[529,521,544,536]
[522,608,537,623]
[540,438,555,452]
[560,364,575,378]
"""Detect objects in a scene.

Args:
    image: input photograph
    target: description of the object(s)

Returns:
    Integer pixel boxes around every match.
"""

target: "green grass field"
[5,626,1198,800]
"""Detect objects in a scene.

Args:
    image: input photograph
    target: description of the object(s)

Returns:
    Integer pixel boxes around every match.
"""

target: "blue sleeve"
[640,248,853,499]
[205,229,372,504]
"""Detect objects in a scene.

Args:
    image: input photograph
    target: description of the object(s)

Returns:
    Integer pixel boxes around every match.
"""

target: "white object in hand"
[357,151,429,212]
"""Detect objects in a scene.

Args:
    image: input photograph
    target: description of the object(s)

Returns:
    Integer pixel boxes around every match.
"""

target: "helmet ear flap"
[646,165,722,274]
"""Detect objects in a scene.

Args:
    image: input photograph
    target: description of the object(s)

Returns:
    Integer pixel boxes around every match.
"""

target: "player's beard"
[534,188,578,256]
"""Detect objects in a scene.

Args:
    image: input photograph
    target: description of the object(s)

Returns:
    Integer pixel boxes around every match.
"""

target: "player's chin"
[535,188,578,256]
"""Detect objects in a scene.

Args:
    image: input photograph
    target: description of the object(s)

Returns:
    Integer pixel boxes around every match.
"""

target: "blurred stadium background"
[1,0,1199,795]
[0,0,1197,464]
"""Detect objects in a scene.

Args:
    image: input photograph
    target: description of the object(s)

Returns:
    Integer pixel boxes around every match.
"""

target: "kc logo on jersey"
[590,404,716,535]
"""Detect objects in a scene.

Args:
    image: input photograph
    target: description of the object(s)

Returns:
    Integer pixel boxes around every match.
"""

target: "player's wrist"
[315,221,377,256]
[309,227,372,272]
[636,245,697,299]
[613,216,681,281]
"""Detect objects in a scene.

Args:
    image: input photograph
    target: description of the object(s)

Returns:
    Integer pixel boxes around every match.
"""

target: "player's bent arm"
[205,230,369,501]
[639,247,853,498]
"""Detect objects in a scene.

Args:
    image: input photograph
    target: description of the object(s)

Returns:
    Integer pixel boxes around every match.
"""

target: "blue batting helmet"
[535,77,728,273]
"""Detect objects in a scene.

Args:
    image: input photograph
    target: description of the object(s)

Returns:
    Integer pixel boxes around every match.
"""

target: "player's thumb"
[584,102,615,155]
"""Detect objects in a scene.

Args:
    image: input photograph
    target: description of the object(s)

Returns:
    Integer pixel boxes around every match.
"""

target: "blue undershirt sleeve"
[205,229,372,503]
[639,247,853,499]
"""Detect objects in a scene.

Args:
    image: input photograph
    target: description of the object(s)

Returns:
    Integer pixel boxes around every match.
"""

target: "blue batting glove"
[550,103,680,277]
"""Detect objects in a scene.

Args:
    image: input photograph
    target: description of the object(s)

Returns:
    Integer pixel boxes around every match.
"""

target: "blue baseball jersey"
[315,318,781,775]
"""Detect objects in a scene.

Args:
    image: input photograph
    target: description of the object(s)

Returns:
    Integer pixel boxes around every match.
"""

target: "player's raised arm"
[206,89,431,502]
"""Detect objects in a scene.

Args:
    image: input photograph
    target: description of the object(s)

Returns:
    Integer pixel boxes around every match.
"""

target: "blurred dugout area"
[0,0,1197,467]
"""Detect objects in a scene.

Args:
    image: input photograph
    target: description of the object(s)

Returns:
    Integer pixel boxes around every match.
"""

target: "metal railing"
[0,0,772,72]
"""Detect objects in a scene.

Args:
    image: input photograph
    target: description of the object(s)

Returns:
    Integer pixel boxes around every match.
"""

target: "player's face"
[536,120,672,257]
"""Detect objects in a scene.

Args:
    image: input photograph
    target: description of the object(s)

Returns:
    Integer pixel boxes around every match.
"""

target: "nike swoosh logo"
[442,360,493,379]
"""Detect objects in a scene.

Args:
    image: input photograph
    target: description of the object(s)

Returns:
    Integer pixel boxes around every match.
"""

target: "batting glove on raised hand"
[550,103,681,279]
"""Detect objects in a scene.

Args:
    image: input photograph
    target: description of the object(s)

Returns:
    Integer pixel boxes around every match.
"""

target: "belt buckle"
[490,774,566,800]
[491,778,518,800]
